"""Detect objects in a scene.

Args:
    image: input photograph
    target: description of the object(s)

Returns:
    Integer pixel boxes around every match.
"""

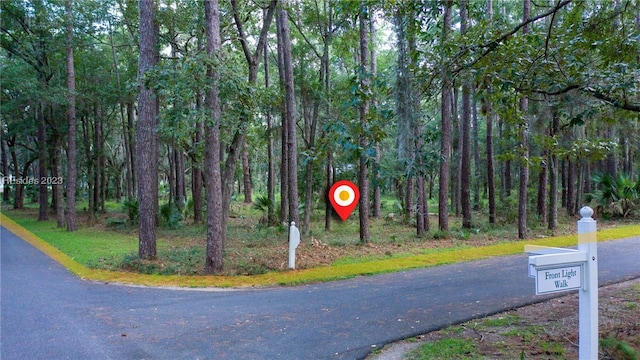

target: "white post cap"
[579,206,594,219]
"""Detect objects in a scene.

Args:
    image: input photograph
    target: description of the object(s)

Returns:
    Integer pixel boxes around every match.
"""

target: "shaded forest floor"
[368,278,640,360]
[2,201,638,277]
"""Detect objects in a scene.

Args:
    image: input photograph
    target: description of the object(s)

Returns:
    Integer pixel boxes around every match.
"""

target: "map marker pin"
[329,180,360,221]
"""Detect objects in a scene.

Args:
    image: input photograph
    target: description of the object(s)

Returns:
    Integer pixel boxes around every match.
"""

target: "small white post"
[577,206,598,360]
[288,222,301,269]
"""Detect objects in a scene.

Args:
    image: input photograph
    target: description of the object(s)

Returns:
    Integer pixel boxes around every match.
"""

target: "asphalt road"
[1,225,639,360]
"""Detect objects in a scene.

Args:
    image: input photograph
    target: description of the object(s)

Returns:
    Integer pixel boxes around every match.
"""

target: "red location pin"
[329,180,360,221]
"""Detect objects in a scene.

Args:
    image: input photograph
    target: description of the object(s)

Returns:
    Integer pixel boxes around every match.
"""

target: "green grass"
[503,325,544,342]
[405,338,481,360]
[8,217,139,265]
[601,337,640,360]
[481,314,521,327]
[2,204,640,288]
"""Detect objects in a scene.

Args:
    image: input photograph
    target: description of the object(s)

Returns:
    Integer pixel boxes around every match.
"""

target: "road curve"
[1,226,639,360]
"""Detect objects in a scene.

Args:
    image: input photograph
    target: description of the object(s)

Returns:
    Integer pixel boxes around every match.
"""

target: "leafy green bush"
[122,199,139,224]
[159,202,183,229]
[587,173,640,218]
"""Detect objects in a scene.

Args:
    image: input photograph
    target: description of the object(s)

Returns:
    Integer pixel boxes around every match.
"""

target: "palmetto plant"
[587,173,640,218]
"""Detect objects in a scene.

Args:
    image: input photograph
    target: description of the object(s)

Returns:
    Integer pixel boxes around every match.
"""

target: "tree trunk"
[193,94,204,223]
[358,4,371,243]
[518,0,530,239]
[94,106,105,213]
[264,38,276,226]
[37,104,48,221]
[53,134,65,228]
[276,3,299,227]
[81,116,95,225]
[460,0,472,229]
[242,142,252,203]
[405,177,414,222]
[325,152,333,231]
[438,0,453,232]
[204,0,224,274]
[127,102,136,195]
[1,137,10,202]
[416,176,428,236]
[566,159,575,216]
[370,16,381,219]
[548,105,559,231]
[137,0,158,260]
[472,88,480,211]
[486,101,496,224]
[537,149,547,223]
[453,85,461,217]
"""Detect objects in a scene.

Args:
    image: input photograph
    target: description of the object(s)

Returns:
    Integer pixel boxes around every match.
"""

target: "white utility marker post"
[288,222,301,269]
[578,206,598,360]
[526,206,598,360]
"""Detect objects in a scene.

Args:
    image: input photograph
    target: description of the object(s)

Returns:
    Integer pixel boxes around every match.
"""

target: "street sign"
[535,264,583,294]
[525,206,599,360]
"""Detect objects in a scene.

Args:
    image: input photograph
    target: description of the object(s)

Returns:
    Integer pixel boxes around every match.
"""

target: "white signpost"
[526,206,598,360]
[288,222,301,269]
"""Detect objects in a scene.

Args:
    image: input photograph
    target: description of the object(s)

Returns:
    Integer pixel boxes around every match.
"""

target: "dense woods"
[1,0,639,274]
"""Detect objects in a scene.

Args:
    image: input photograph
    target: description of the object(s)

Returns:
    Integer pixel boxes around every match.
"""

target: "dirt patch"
[368,278,640,359]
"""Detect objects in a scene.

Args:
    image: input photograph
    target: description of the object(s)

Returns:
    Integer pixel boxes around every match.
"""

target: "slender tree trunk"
[416,176,428,236]
[175,147,185,207]
[204,0,224,274]
[537,149,548,223]
[460,0,472,229]
[567,158,575,216]
[192,38,204,224]
[137,0,158,259]
[94,106,105,213]
[242,142,252,203]
[1,137,9,202]
[438,0,452,232]
[324,152,332,231]
[472,89,480,211]
[264,37,275,226]
[274,6,288,226]
[358,4,371,243]
[518,0,530,239]
[276,3,299,226]
[406,178,414,222]
[81,116,95,225]
[127,102,136,195]
[486,102,496,224]
[192,115,203,223]
[453,85,461,217]
[53,134,65,228]
[322,0,333,231]
[65,0,77,231]
[370,16,381,219]
[548,105,559,231]
[37,104,48,221]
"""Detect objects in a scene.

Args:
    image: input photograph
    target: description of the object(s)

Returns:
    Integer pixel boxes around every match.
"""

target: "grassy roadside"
[368,279,640,359]
[1,211,639,288]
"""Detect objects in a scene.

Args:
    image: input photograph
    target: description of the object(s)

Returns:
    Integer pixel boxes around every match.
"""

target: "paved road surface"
[1,226,639,359]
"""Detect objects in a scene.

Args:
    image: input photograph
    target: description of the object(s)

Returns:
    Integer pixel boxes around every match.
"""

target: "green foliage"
[122,199,139,224]
[587,173,640,218]
[482,315,521,327]
[405,338,480,360]
[600,337,640,360]
[118,247,204,276]
[159,202,183,229]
